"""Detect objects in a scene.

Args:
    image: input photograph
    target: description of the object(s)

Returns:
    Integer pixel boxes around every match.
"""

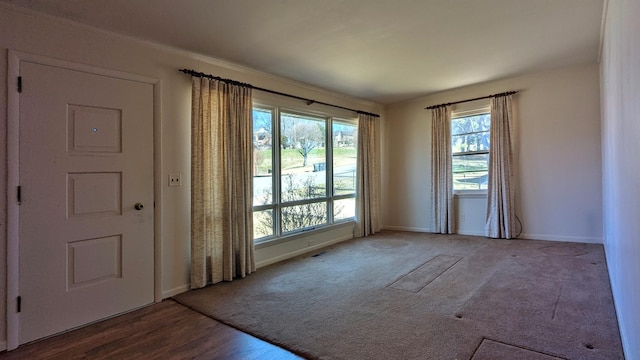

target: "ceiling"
[3,0,604,104]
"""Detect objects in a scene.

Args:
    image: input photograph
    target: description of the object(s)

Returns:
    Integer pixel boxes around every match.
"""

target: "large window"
[252,105,357,242]
[451,112,490,190]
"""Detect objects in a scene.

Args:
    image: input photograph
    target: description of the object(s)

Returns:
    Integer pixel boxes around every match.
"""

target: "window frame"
[252,101,358,244]
[451,105,491,194]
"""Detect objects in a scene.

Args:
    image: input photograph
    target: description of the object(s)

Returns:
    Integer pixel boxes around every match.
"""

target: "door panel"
[18,62,154,344]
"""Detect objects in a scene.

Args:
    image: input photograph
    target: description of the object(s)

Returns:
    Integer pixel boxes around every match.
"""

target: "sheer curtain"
[355,113,380,237]
[485,94,516,238]
[431,106,454,234]
[190,76,255,289]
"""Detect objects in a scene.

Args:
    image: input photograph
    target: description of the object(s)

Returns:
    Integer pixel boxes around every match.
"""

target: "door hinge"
[17,296,21,313]
[17,186,22,205]
[17,76,22,93]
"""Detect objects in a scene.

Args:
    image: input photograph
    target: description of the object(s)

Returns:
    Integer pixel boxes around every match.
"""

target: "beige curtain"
[485,95,516,238]
[190,77,255,289]
[431,106,454,234]
[355,113,380,237]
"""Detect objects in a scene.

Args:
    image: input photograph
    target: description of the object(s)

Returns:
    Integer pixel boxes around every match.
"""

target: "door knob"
[134,202,144,211]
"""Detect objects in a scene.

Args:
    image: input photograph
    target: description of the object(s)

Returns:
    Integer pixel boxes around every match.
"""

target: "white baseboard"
[382,225,483,237]
[519,233,603,244]
[457,230,485,237]
[164,235,354,296]
[162,284,190,299]
[381,226,602,244]
[255,234,353,269]
[381,225,431,233]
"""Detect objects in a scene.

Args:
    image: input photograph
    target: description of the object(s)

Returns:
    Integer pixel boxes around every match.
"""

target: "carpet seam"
[468,336,487,360]
[477,338,569,360]
[387,254,439,287]
[551,283,565,320]
[386,255,464,293]
[416,256,464,293]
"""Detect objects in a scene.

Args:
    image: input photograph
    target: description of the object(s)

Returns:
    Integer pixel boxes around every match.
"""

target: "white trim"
[255,222,354,249]
[6,49,20,352]
[519,233,603,244]
[457,230,485,237]
[374,226,603,244]
[451,104,491,118]
[162,284,191,299]
[597,0,609,63]
[454,191,487,199]
[253,95,357,121]
[152,80,164,305]
[8,51,158,83]
[255,234,353,268]
[6,50,162,350]
[383,226,484,237]
[381,225,432,233]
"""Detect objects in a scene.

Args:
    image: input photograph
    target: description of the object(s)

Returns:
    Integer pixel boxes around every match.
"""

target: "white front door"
[18,61,155,344]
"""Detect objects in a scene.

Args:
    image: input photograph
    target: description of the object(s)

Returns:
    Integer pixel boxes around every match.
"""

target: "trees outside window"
[451,113,490,190]
[252,106,357,242]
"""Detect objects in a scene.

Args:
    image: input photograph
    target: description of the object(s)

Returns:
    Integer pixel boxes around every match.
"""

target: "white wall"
[382,64,603,243]
[0,4,382,346]
[601,0,640,358]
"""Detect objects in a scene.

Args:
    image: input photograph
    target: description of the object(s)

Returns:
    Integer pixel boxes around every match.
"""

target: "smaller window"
[451,113,490,190]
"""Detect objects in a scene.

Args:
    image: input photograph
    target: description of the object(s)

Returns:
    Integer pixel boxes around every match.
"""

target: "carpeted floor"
[174,231,624,360]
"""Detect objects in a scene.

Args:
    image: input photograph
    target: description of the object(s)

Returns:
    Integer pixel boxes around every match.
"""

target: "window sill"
[254,220,355,249]
[454,190,488,199]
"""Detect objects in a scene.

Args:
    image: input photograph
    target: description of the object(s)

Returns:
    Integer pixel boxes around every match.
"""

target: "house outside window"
[451,109,491,191]
[252,104,357,242]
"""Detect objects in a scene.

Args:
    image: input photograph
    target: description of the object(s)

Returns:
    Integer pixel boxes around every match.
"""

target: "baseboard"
[255,234,353,269]
[381,226,602,244]
[519,233,603,244]
[381,225,431,233]
[162,284,190,299]
[382,225,484,237]
[163,235,354,296]
[457,230,485,237]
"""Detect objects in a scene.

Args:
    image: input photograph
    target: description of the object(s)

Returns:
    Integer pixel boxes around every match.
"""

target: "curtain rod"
[424,91,518,110]
[179,69,380,118]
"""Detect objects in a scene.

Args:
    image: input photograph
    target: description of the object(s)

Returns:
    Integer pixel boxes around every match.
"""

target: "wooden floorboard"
[0,300,304,360]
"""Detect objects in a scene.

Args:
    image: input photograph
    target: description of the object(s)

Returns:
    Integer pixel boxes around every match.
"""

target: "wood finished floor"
[0,300,303,360]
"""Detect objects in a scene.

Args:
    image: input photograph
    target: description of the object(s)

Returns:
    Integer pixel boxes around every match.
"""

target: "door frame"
[6,50,163,350]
